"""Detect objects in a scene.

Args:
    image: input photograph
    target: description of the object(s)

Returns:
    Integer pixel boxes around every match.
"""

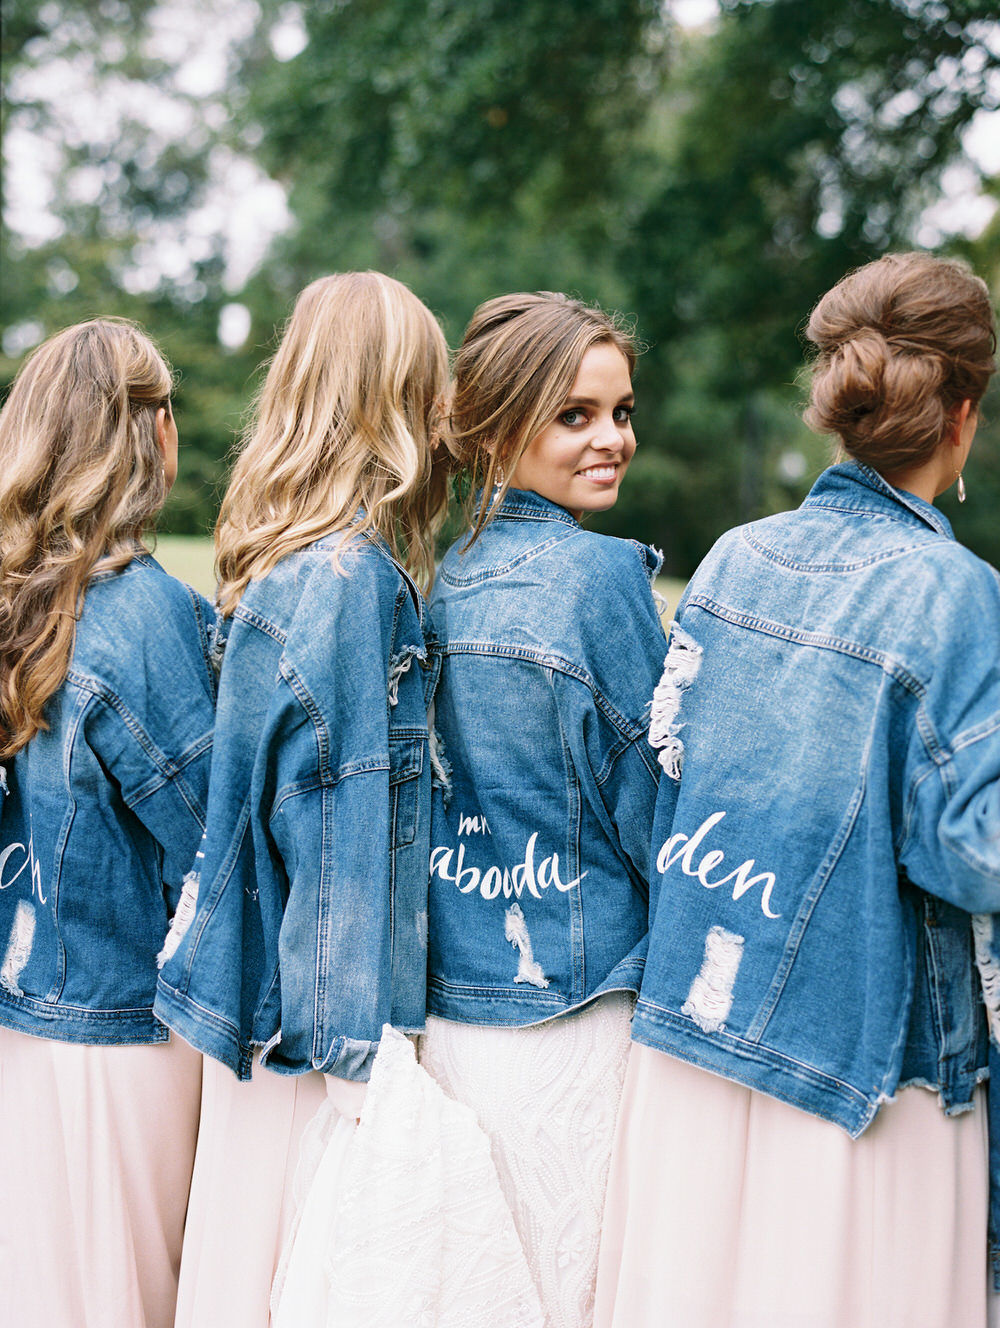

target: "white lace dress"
[419,991,635,1328]
[271,1025,545,1328]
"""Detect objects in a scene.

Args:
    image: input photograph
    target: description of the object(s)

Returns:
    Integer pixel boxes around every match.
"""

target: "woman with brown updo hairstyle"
[595,253,1000,1328]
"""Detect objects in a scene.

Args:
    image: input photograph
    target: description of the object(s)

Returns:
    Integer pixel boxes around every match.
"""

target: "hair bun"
[803,253,996,472]
[824,329,890,419]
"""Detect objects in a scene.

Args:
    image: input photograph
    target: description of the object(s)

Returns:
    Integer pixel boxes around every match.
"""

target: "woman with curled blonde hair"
[155,273,455,1327]
[0,319,216,1328]
[215,270,448,612]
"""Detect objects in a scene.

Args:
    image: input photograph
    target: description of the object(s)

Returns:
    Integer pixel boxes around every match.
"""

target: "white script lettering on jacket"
[656,811,780,919]
[430,830,586,901]
[0,837,45,905]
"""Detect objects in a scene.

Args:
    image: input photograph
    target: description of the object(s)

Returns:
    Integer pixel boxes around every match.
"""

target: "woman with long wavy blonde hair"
[0,319,217,1328]
[214,269,448,612]
[154,272,455,1327]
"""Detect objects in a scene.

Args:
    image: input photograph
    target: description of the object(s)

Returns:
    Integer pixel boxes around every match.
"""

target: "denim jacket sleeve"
[552,540,666,894]
[75,585,216,907]
[257,556,424,1082]
[898,557,1000,914]
[893,556,1000,1288]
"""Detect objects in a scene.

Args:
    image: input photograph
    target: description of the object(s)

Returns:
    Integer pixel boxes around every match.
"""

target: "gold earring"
[957,472,967,503]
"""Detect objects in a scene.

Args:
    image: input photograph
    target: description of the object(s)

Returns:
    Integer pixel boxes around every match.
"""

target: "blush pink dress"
[594,1043,989,1328]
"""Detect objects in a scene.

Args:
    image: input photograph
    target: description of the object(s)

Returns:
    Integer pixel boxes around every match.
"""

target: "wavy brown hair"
[0,319,173,758]
[804,252,996,471]
[446,292,637,546]
[215,272,450,615]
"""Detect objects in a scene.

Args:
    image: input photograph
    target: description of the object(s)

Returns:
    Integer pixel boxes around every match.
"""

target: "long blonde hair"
[215,272,450,614]
[0,319,173,758]
[447,292,637,546]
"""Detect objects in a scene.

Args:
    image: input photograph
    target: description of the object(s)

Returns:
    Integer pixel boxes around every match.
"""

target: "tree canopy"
[2,0,999,571]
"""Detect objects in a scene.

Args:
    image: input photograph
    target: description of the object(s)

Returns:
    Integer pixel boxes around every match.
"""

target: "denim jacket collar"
[485,487,581,528]
[802,461,955,541]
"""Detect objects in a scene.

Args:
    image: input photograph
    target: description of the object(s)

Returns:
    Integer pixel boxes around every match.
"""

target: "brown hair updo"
[804,252,996,472]
[447,292,636,545]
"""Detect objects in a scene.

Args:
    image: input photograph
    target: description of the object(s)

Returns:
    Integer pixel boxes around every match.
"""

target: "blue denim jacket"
[0,555,216,1044]
[154,532,441,1082]
[634,463,1000,1277]
[427,488,666,1024]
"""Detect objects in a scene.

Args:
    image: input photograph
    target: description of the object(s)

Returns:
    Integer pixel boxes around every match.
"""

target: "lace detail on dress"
[419,992,634,1328]
[272,1025,544,1328]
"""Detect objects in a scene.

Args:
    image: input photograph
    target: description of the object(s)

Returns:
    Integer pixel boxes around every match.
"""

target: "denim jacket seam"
[176,798,253,990]
[131,766,209,833]
[178,581,218,692]
[275,661,394,790]
[128,733,213,809]
[278,659,333,781]
[156,978,243,1042]
[805,464,954,540]
[636,999,874,1107]
[492,498,579,527]
[907,707,1000,879]
[799,499,938,532]
[439,531,576,586]
[949,713,1000,754]
[251,963,281,1032]
[743,524,942,572]
[66,671,213,788]
[269,760,392,819]
[442,642,646,745]
[313,782,335,1060]
[233,604,288,646]
[428,974,573,1002]
[899,758,939,858]
[597,727,660,788]
[0,987,158,1019]
[853,463,955,537]
[48,697,92,1001]
[683,599,928,697]
[747,772,868,1042]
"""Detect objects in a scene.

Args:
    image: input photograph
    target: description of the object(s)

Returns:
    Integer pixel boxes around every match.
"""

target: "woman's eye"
[613,405,634,423]
[560,409,586,426]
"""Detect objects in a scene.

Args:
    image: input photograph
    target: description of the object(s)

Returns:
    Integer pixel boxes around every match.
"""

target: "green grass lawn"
[655,577,687,622]
[154,535,217,597]
[154,534,688,618]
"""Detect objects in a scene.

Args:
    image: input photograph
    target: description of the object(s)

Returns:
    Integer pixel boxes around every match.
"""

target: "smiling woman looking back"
[420,292,667,1327]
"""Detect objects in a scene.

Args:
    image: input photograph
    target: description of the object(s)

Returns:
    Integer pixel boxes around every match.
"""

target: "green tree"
[236,0,669,330]
[0,0,259,534]
[604,0,1000,571]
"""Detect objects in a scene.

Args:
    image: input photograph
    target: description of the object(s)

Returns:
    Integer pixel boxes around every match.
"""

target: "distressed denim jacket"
[0,555,216,1044]
[154,532,441,1082]
[427,488,667,1025]
[633,463,1000,1281]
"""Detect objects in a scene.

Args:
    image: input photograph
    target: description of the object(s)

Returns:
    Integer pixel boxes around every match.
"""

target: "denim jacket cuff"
[259,1030,379,1082]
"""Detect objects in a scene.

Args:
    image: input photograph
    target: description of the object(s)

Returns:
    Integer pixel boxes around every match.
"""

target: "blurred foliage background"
[2,0,999,576]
